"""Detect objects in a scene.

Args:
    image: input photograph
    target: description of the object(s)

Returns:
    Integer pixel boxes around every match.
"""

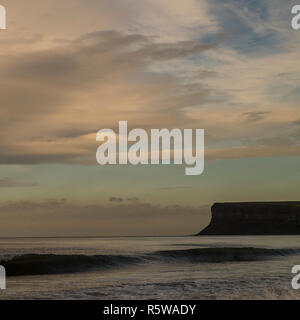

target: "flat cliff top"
[198,201,300,235]
[213,202,300,207]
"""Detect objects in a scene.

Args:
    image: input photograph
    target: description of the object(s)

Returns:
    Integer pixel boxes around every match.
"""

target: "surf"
[1,247,299,277]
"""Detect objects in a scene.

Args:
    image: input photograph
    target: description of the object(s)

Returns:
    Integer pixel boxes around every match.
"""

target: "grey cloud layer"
[0,178,38,187]
[0,31,216,164]
[1,3,300,166]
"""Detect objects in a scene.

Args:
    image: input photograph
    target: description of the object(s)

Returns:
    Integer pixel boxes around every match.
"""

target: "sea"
[0,236,300,300]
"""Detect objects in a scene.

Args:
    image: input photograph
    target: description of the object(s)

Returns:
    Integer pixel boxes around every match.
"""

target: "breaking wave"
[0,254,141,276]
[1,247,299,276]
[154,247,300,262]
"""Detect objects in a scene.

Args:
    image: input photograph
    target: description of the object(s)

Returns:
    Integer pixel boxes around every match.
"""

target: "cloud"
[159,186,193,190]
[109,197,141,203]
[0,0,300,167]
[243,111,270,122]
[0,178,38,188]
[109,197,124,203]
[0,30,217,165]
[126,197,139,202]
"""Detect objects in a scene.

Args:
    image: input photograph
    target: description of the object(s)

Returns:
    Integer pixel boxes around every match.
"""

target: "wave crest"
[1,247,299,276]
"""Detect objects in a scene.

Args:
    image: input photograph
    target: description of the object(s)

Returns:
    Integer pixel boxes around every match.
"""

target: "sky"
[0,0,300,236]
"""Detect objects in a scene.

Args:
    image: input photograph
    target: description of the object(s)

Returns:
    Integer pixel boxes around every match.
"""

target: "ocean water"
[0,236,300,300]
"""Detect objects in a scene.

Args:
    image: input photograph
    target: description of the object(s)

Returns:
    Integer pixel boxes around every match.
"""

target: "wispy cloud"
[243,112,270,122]
[0,1,299,163]
[0,178,38,188]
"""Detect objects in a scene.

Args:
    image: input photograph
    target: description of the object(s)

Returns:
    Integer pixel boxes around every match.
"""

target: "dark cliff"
[198,202,300,235]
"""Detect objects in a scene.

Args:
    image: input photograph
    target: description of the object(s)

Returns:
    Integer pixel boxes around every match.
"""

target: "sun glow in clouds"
[96,121,204,175]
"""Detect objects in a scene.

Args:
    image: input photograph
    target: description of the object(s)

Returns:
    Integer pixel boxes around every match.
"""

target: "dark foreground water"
[0,236,300,300]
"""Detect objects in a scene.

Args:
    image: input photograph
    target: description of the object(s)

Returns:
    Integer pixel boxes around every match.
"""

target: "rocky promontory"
[198,202,300,235]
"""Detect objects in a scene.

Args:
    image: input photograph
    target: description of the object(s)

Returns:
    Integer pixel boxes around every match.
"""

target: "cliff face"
[198,202,300,235]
